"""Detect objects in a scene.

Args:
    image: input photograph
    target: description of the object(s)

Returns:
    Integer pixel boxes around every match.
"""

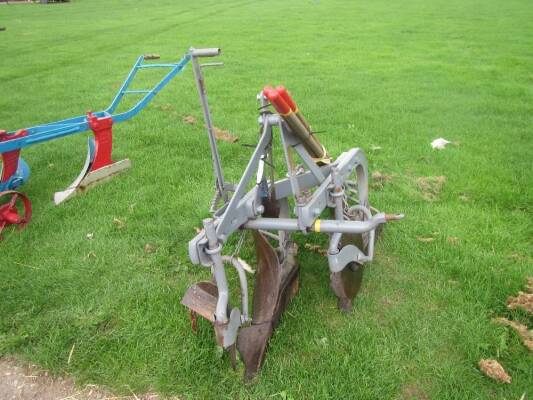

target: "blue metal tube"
[137,63,182,68]
[111,55,190,124]
[0,54,192,154]
[105,55,144,114]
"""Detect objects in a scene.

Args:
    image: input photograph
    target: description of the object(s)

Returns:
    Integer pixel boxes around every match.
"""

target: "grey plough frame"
[182,47,403,380]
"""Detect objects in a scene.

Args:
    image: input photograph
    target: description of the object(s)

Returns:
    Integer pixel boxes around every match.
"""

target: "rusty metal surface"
[329,231,367,312]
[181,281,219,323]
[250,231,282,324]
[237,322,273,380]
[236,232,299,380]
[330,263,363,312]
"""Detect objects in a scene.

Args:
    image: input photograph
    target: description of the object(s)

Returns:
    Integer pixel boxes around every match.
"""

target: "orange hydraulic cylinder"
[275,86,311,132]
[273,86,326,160]
[263,87,324,158]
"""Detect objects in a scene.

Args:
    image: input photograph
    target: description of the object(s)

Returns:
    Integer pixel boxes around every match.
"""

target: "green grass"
[1,0,532,398]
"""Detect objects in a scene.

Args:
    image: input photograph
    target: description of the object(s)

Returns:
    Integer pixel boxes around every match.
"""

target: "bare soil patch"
[0,357,173,400]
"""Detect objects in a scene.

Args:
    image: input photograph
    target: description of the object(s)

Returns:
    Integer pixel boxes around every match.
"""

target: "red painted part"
[262,87,291,115]
[0,190,32,240]
[262,86,277,103]
[87,112,114,172]
[275,86,298,112]
[0,129,27,184]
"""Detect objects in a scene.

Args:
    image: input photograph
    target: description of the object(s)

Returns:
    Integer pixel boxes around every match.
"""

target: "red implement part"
[275,86,297,112]
[0,190,32,240]
[86,113,114,171]
[262,87,291,115]
[0,130,27,184]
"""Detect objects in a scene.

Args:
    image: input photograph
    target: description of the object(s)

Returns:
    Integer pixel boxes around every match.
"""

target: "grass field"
[1,0,532,398]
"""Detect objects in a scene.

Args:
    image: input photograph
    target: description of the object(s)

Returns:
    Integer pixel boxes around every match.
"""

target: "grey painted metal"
[292,143,326,183]
[183,79,403,378]
[328,244,365,273]
[273,165,331,200]
[203,218,229,324]
[190,48,226,199]
[328,232,343,255]
[298,173,332,228]
[280,123,302,205]
[190,47,221,58]
[188,114,384,264]
[215,123,273,242]
[222,308,242,348]
[243,214,386,234]
[221,256,250,323]
[325,167,366,272]
[188,228,210,266]
[347,205,375,263]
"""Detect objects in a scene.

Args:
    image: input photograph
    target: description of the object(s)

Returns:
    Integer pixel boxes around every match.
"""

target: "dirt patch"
[446,236,459,245]
[144,243,156,254]
[371,171,393,190]
[505,277,533,314]
[507,291,533,314]
[492,278,533,352]
[399,383,429,400]
[479,359,511,384]
[213,127,239,143]
[493,317,533,351]
[416,176,445,201]
[0,357,173,400]
[380,292,403,309]
[182,115,196,124]
[416,236,435,243]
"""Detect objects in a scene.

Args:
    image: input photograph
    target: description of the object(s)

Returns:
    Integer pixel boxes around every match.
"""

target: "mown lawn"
[0,0,531,398]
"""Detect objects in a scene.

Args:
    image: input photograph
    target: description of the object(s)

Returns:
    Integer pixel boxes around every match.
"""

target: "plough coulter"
[182,50,403,379]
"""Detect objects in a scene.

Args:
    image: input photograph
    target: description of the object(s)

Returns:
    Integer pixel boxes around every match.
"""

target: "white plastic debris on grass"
[431,138,452,150]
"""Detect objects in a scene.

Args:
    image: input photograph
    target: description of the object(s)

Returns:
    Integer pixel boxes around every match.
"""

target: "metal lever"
[190,46,227,203]
[201,62,224,68]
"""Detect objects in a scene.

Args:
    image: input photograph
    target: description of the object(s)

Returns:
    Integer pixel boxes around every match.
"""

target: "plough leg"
[54,113,130,204]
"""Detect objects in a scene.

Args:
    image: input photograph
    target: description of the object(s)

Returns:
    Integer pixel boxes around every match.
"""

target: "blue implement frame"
[0,53,192,154]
